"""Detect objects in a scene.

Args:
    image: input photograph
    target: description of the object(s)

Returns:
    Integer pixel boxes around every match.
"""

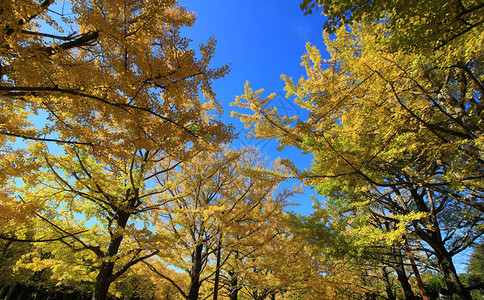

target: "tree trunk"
[392,248,416,300]
[187,243,204,300]
[381,267,395,300]
[92,210,130,300]
[5,285,16,300]
[410,189,471,300]
[228,270,240,300]
[92,261,116,300]
[212,242,222,300]
[0,286,7,298]
[403,240,429,300]
[15,286,27,300]
[438,252,471,300]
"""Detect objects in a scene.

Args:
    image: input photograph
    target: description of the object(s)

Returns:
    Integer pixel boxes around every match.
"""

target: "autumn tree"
[299,0,484,52]
[0,0,231,147]
[0,0,232,202]
[16,146,185,299]
[289,199,418,300]
[1,1,233,299]
[231,228,350,300]
[144,148,300,300]
[232,20,483,300]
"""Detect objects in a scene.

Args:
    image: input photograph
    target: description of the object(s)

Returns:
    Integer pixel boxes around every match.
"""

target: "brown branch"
[451,64,484,99]
[144,155,195,181]
[143,261,188,298]
[435,20,484,50]
[111,250,160,282]
[0,129,94,146]
[42,31,99,55]
[18,198,105,258]
[42,152,115,214]
[1,86,197,137]
[0,230,88,243]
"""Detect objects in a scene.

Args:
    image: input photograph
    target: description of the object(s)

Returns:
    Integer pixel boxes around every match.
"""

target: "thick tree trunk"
[410,189,471,300]
[395,270,415,300]
[92,261,116,300]
[5,285,16,300]
[228,270,240,300]
[187,243,204,300]
[438,252,471,300]
[15,286,26,300]
[392,248,416,300]
[92,210,130,300]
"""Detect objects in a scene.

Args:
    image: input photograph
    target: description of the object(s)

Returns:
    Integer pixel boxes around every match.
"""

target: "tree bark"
[229,251,241,300]
[15,286,26,300]
[403,240,429,300]
[392,247,416,300]
[228,270,240,300]
[381,267,396,300]
[0,286,7,298]
[212,242,222,300]
[187,243,204,300]
[92,210,130,300]
[5,285,16,300]
[438,251,471,300]
[92,262,115,300]
[410,189,471,300]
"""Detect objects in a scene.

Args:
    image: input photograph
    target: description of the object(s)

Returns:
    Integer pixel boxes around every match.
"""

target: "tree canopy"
[233,3,483,299]
[1,0,234,299]
[300,0,484,52]
[1,0,483,299]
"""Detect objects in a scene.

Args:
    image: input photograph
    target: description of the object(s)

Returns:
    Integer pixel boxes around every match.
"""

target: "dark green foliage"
[468,242,484,278]
[300,0,484,51]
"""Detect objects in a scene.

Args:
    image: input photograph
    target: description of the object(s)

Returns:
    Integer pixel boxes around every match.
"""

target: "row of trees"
[234,0,484,299]
[1,0,483,299]
[2,144,337,299]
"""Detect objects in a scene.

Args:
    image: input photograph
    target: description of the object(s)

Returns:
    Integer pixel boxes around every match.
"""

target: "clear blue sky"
[179,0,330,214]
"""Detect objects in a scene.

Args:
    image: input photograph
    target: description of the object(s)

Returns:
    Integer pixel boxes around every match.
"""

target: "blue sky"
[179,1,330,214]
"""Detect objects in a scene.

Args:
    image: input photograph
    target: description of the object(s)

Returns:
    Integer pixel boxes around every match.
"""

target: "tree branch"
[142,261,188,298]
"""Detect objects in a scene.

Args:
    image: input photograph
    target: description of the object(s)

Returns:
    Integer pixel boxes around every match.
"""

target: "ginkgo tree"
[1,0,234,299]
[0,0,232,193]
[1,0,231,148]
[231,227,354,300]
[16,145,182,300]
[232,20,483,300]
[145,147,302,300]
[300,0,484,52]
[142,147,348,300]
[288,199,419,300]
